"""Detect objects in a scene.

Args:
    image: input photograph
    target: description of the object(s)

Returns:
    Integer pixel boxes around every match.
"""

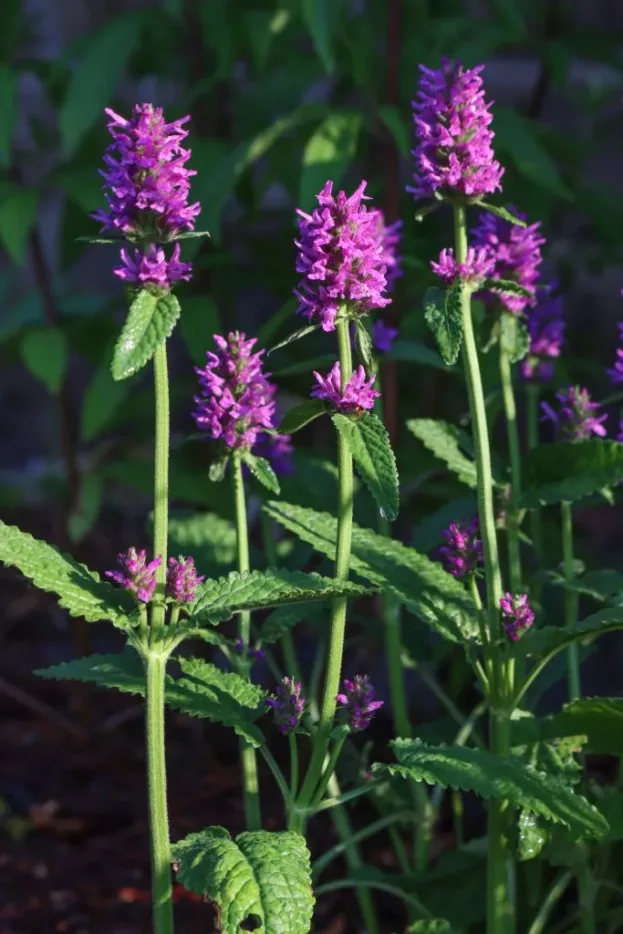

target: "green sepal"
[209,455,229,482]
[353,318,374,373]
[424,283,463,366]
[111,290,181,381]
[242,451,280,494]
[500,313,530,363]
[474,202,528,227]
[279,399,327,434]
[332,411,399,521]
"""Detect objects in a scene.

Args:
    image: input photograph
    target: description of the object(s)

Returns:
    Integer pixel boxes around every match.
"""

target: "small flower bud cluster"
[106,549,203,605]
[440,519,483,579]
[541,386,607,443]
[500,592,535,641]
[266,677,306,734]
[311,362,379,415]
[336,675,384,731]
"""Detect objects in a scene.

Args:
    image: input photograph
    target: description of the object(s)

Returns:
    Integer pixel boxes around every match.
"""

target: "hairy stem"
[499,339,522,593]
[151,344,170,636]
[561,501,580,701]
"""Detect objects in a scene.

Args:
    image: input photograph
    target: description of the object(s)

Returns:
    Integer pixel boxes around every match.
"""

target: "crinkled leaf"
[482,279,534,299]
[424,283,463,366]
[279,399,327,434]
[407,419,477,488]
[333,412,399,521]
[191,568,374,624]
[172,827,314,934]
[522,440,623,507]
[264,502,479,643]
[499,313,530,363]
[475,202,527,227]
[374,739,608,840]
[354,319,374,373]
[516,607,623,662]
[512,697,623,755]
[242,452,280,494]
[269,324,318,355]
[111,291,180,381]
[0,520,136,628]
[35,650,144,693]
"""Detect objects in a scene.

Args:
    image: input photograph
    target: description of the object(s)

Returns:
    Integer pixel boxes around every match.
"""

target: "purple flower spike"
[266,677,306,734]
[113,242,193,291]
[294,180,391,332]
[312,362,380,415]
[471,208,544,315]
[372,319,399,354]
[94,103,200,241]
[193,332,277,451]
[431,246,492,288]
[607,323,623,386]
[440,518,483,579]
[500,592,535,641]
[521,284,565,383]
[336,675,384,732]
[409,58,504,202]
[541,386,607,443]
[106,547,162,604]
[253,431,295,476]
[166,556,204,604]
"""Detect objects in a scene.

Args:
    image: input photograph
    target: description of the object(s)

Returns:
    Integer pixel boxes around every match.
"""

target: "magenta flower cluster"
[266,677,306,734]
[409,59,504,202]
[440,518,483,579]
[106,548,162,604]
[521,285,566,382]
[431,246,492,288]
[607,323,623,385]
[294,180,391,332]
[166,556,204,604]
[337,675,384,732]
[472,209,544,315]
[541,386,607,443]
[500,592,535,641]
[312,362,379,415]
[193,332,277,451]
[113,243,192,292]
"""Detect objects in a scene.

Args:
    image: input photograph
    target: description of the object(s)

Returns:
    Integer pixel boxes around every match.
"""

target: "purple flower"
[193,332,277,451]
[370,210,402,292]
[440,518,483,579]
[521,284,565,382]
[94,104,200,241]
[253,431,295,476]
[471,208,544,315]
[607,323,623,385]
[166,556,204,604]
[336,675,384,732]
[409,58,504,202]
[113,242,192,291]
[294,180,391,332]
[106,547,162,603]
[431,246,492,288]
[234,638,265,661]
[372,319,399,354]
[541,386,607,443]
[500,592,535,641]
[266,677,306,734]
[311,362,380,415]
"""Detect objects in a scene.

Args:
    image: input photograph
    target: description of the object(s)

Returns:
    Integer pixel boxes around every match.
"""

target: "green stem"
[259,745,291,810]
[145,651,174,934]
[499,339,522,593]
[310,736,346,808]
[527,871,573,934]
[232,454,261,830]
[314,878,432,918]
[313,811,412,877]
[297,314,354,807]
[151,344,170,637]
[527,385,544,600]
[561,501,580,701]
[289,732,299,799]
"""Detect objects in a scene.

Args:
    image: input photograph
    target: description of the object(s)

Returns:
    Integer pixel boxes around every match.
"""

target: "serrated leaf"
[522,440,623,507]
[407,419,477,488]
[482,279,534,299]
[475,202,527,227]
[242,452,280,494]
[0,520,136,628]
[36,650,144,693]
[499,313,530,364]
[424,284,463,366]
[332,411,399,521]
[168,512,237,578]
[279,399,327,434]
[111,291,180,381]
[20,327,68,394]
[512,697,623,755]
[354,319,374,373]
[263,502,479,643]
[269,324,318,355]
[374,739,608,840]
[172,827,314,934]
[191,568,374,624]
[517,608,623,662]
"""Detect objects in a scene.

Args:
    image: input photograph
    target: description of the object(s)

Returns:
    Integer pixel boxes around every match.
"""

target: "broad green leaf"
[388,339,446,370]
[301,0,340,73]
[242,452,280,494]
[111,291,180,381]
[332,411,399,521]
[172,827,314,934]
[36,650,145,693]
[499,313,530,364]
[191,568,374,623]
[407,922,459,934]
[0,520,136,627]
[0,187,38,265]
[81,361,131,441]
[299,111,361,211]
[59,13,145,157]
[424,284,463,366]
[0,64,16,168]
[517,608,623,663]
[512,698,623,755]
[20,327,68,394]
[269,324,318,355]
[279,399,327,434]
[179,295,221,366]
[264,502,479,643]
[475,203,527,227]
[168,512,237,578]
[407,419,477,488]
[374,739,608,840]
[522,440,623,507]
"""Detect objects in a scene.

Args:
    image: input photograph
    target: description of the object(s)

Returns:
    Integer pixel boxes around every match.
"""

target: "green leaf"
[191,568,374,624]
[499,313,530,364]
[59,13,145,157]
[0,520,136,628]
[36,650,145,694]
[0,64,16,169]
[264,502,479,644]
[81,361,131,441]
[0,187,38,265]
[517,608,623,666]
[482,278,534,299]
[209,455,229,483]
[279,399,327,434]
[301,0,340,73]
[474,203,527,227]
[260,604,324,645]
[172,827,314,934]
[424,284,463,366]
[522,440,623,507]
[242,452,280,495]
[407,419,477,488]
[299,111,361,211]
[494,107,572,201]
[168,512,237,578]
[111,291,180,381]
[407,922,459,934]
[68,473,103,543]
[374,739,608,840]
[20,327,68,394]
[269,324,318,355]
[377,104,410,157]
[179,295,221,366]
[512,698,623,755]
[388,339,446,370]
[516,809,548,861]
[354,318,374,373]
[332,411,399,521]
[544,568,623,603]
